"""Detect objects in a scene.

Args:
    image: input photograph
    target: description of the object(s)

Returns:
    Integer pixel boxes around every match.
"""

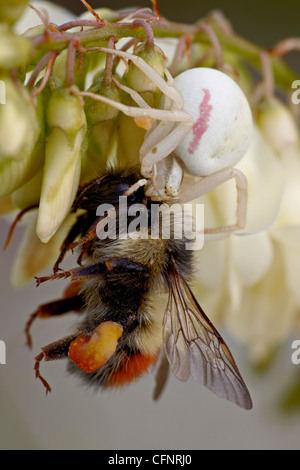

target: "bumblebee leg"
[36,258,145,286]
[76,240,91,266]
[53,212,91,273]
[25,293,85,348]
[34,334,78,394]
[69,212,112,251]
[68,220,98,251]
[34,352,51,394]
[35,261,108,285]
[104,258,147,272]
[69,208,116,252]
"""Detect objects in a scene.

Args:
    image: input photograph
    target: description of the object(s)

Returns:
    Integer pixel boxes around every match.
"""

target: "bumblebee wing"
[163,268,253,410]
[152,349,170,401]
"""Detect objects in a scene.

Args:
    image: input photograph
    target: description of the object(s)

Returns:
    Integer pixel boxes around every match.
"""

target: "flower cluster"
[1,1,300,408]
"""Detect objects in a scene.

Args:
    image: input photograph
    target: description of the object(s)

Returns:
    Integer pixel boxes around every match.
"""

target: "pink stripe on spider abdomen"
[188,88,212,155]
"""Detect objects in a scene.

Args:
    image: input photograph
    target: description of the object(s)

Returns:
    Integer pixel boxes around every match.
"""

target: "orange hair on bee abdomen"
[107,353,157,387]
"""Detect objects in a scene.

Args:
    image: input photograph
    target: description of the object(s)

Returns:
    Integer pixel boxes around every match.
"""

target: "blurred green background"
[52,0,300,72]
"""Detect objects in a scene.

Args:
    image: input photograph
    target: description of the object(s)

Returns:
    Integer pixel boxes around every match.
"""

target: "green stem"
[28,17,298,90]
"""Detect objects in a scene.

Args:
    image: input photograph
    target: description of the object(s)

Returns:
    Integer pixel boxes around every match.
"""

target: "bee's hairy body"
[42,168,192,388]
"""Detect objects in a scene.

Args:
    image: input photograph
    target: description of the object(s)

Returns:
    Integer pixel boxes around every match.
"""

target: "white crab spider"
[78,46,253,235]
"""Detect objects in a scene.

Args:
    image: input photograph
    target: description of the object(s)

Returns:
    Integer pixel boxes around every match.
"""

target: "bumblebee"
[23,167,252,410]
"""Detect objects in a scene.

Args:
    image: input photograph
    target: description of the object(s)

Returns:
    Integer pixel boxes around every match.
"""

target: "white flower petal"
[236,126,284,233]
[192,192,227,287]
[154,38,178,67]
[0,143,43,199]
[226,250,297,363]
[36,128,83,243]
[271,226,300,251]
[12,168,43,209]
[271,226,300,306]
[273,146,300,227]
[191,281,227,326]
[257,97,299,154]
[232,232,274,286]
[193,237,226,288]
[14,1,76,34]
[280,245,300,306]
[11,210,80,287]
[0,80,40,161]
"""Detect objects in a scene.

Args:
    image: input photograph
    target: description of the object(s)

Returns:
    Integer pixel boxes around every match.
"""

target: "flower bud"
[47,87,86,141]
[256,97,299,154]
[0,141,44,199]
[0,195,15,216]
[21,24,45,38]
[85,75,121,124]
[116,114,146,166]
[82,120,117,179]
[37,128,85,243]
[12,167,43,209]
[52,50,92,90]
[126,44,165,95]
[37,87,87,242]
[0,0,29,26]
[79,8,116,21]
[14,1,76,34]
[81,77,121,178]
[0,23,32,68]
[11,211,81,288]
[0,77,41,161]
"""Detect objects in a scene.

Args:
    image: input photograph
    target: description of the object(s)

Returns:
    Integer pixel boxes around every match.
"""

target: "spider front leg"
[140,119,193,199]
[178,167,248,235]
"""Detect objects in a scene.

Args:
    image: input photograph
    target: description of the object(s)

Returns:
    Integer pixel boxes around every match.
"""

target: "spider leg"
[72,48,192,127]
[178,167,248,234]
[140,121,193,178]
[76,89,191,124]
[86,46,184,105]
[269,38,300,56]
[123,179,147,197]
[139,120,176,159]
